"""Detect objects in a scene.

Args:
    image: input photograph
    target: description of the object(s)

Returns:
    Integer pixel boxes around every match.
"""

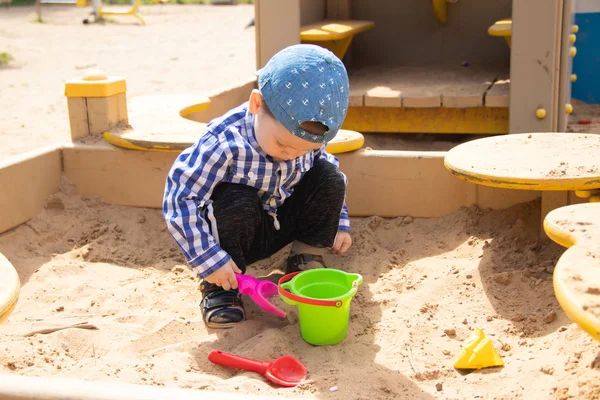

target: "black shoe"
[285,253,327,275]
[200,281,245,329]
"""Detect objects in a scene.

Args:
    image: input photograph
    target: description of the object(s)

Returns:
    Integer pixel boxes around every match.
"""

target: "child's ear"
[248,89,263,115]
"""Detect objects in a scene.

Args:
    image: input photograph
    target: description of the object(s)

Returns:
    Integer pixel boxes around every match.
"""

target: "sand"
[0,4,256,159]
[1,4,600,399]
[1,4,599,160]
[0,178,599,399]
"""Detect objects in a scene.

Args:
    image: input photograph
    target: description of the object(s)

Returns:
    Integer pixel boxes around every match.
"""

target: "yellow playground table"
[444,133,600,194]
[444,132,600,219]
[444,132,600,341]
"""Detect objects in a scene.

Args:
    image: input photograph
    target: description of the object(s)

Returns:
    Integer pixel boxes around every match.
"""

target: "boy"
[163,44,352,328]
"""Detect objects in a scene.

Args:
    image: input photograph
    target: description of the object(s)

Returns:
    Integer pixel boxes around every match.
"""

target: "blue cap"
[256,44,350,144]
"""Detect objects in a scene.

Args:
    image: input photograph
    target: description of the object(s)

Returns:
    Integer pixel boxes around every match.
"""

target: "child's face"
[249,90,323,161]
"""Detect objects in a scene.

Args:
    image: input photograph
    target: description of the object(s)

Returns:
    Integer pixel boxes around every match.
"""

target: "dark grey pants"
[209,159,346,273]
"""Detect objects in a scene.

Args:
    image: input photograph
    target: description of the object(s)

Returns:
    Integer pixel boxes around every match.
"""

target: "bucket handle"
[278,272,344,308]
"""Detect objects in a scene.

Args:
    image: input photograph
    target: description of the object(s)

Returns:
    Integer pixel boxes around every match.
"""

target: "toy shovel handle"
[208,350,269,375]
[235,273,255,295]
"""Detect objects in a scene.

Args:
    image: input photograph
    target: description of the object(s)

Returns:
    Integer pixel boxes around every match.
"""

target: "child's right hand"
[204,259,242,290]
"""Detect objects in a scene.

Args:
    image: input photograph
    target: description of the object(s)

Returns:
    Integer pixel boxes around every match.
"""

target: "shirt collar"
[242,103,302,168]
[243,105,261,150]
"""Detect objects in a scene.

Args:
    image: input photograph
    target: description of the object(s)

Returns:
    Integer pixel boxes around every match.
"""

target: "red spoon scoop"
[208,350,307,387]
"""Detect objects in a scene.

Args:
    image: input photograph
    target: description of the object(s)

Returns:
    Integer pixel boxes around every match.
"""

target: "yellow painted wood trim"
[300,20,375,41]
[343,106,509,134]
[64,77,127,98]
[0,252,20,324]
[488,18,512,37]
[432,0,448,24]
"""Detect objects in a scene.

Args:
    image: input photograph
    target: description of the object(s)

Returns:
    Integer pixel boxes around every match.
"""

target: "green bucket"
[278,269,363,346]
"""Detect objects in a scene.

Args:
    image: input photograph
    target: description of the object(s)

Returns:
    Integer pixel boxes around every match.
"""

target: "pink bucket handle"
[278,272,343,308]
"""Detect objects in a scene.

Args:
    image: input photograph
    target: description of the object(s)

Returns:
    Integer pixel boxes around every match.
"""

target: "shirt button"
[248,171,254,178]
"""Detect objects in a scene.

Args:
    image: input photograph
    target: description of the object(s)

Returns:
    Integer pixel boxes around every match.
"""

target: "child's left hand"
[331,230,352,255]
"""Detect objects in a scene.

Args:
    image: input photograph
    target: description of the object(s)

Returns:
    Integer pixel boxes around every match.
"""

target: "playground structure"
[37,0,149,25]
[255,0,577,135]
[0,0,598,397]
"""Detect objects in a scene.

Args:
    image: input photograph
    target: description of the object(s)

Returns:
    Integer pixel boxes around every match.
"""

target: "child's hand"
[204,259,242,290]
[331,231,352,255]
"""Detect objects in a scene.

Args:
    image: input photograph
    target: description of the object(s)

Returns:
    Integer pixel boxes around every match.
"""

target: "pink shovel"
[235,274,287,318]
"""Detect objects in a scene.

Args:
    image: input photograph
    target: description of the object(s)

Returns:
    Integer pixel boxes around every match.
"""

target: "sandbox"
[1,87,599,397]
[1,174,600,398]
[1,0,600,397]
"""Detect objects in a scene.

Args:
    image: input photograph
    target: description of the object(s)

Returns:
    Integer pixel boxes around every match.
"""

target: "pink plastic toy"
[235,274,287,318]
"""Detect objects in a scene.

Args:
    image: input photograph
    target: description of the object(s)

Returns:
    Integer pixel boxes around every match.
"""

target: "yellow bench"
[488,18,579,49]
[96,0,151,26]
[488,18,512,47]
[300,20,375,60]
[544,203,600,342]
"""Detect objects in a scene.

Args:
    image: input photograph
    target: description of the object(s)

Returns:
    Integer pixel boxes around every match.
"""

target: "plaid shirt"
[163,102,350,279]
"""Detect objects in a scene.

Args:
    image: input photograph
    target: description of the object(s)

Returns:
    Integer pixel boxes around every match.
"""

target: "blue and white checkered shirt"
[163,102,350,279]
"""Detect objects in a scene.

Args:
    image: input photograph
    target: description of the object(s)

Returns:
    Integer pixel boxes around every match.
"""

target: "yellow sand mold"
[454,328,504,370]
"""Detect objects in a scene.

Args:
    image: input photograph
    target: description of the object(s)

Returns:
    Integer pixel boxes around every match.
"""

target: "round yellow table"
[444,132,600,341]
[0,252,20,324]
[544,203,600,342]
[444,132,600,194]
